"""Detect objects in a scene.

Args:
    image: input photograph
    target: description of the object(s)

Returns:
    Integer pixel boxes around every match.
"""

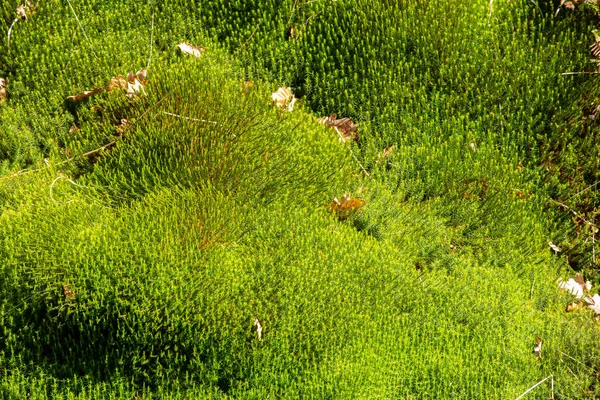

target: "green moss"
[1,0,600,398]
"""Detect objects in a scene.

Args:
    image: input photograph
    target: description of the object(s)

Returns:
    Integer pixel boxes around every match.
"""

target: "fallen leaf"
[271,87,296,112]
[107,76,128,91]
[134,69,147,82]
[115,119,129,136]
[16,5,27,19]
[378,145,396,160]
[584,294,600,320]
[0,78,6,103]
[318,114,358,142]
[107,70,147,99]
[67,87,103,102]
[177,42,204,57]
[253,317,263,341]
[532,337,542,361]
[548,241,561,253]
[16,1,34,20]
[558,273,592,299]
[331,193,366,211]
[126,78,146,99]
[566,301,583,312]
[63,284,75,300]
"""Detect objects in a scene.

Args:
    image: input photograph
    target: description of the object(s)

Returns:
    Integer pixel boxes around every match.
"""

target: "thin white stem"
[287,0,299,26]
[561,71,600,76]
[1,93,170,181]
[515,375,553,400]
[550,199,597,230]
[50,176,75,205]
[567,179,600,200]
[65,0,98,59]
[559,351,587,366]
[594,169,598,266]
[236,22,261,52]
[163,111,218,125]
[146,11,155,71]
[7,17,18,51]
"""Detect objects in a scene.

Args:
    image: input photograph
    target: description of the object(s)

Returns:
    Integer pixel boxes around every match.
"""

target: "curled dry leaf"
[548,241,561,253]
[16,1,34,20]
[331,193,366,212]
[126,78,146,99]
[318,114,358,142]
[378,145,396,161]
[566,301,584,312]
[559,0,588,10]
[63,284,75,300]
[591,103,600,120]
[592,31,600,58]
[271,87,297,112]
[115,119,130,136]
[67,87,103,102]
[177,42,204,57]
[253,317,263,341]
[558,273,592,299]
[0,77,6,103]
[107,70,147,99]
[107,75,127,91]
[532,337,542,361]
[69,69,147,102]
[584,294,600,321]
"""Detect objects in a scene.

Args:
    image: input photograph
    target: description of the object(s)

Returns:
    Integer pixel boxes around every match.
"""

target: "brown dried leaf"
[177,42,204,57]
[379,145,396,160]
[135,69,147,82]
[330,193,366,213]
[566,301,584,312]
[532,337,542,361]
[0,77,6,103]
[318,114,358,142]
[16,1,34,20]
[67,87,103,102]
[126,78,146,99]
[63,284,75,300]
[106,70,147,99]
[591,103,600,120]
[591,42,600,58]
[115,119,129,136]
[584,294,600,319]
[107,76,128,91]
